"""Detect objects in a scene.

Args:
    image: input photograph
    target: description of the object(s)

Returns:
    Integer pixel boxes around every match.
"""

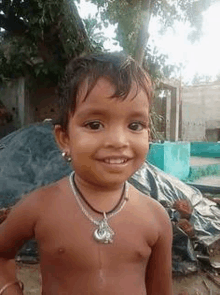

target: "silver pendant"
[93,217,114,244]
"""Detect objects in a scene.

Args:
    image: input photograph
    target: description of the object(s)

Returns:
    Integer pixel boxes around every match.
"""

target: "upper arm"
[145,203,173,295]
[0,192,40,259]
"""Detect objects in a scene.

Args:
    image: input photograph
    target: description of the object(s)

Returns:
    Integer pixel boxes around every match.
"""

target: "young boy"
[0,53,173,295]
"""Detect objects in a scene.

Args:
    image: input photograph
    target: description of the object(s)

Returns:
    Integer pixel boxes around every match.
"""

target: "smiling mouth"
[101,158,129,164]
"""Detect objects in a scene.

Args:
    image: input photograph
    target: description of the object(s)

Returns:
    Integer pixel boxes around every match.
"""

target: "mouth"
[98,157,130,165]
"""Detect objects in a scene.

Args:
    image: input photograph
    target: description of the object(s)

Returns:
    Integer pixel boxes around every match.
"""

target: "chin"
[95,172,134,187]
[86,173,128,188]
[75,163,138,187]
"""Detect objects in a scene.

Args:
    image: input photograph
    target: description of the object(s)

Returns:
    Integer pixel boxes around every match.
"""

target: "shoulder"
[0,177,69,258]
[5,176,68,225]
[129,184,172,239]
[23,176,68,203]
[0,177,70,258]
[129,183,168,216]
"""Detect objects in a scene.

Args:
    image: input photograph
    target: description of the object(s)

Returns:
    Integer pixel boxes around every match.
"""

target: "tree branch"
[61,0,94,55]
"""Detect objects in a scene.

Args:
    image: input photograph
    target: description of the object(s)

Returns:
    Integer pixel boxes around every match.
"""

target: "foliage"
[87,0,212,64]
[0,0,214,141]
[0,0,99,84]
[82,15,109,50]
[143,45,181,83]
[149,106,165,141]
[0,0,213,84]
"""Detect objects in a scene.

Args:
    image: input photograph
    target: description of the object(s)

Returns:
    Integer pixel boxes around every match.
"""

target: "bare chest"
[34,196,155,271]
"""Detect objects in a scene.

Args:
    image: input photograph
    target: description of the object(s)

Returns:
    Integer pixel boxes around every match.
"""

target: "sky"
[76,0,220,84]
[149,2,220,83]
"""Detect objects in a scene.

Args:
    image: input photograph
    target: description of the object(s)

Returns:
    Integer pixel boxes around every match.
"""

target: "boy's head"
[57,52,153,131]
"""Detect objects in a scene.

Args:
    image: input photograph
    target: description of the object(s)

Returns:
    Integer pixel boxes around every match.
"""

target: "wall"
[181,82,220,141]
[30,86,60,124]
[0,80,60,133]
[166,91,171,140]
[154,88,179,141]
[152,92,166,139]
[147,143,164,171]
[191,142,220,158]
[0,78,25,128]
[147,142,190,180]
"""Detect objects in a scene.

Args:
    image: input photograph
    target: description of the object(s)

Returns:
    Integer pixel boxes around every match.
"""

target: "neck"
[74,172,125,193]
[70,172,128,213]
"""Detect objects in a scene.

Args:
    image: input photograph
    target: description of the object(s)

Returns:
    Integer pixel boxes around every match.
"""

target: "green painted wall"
[191,142,220,158]
[146,143,164,170]
[147,142,190,180]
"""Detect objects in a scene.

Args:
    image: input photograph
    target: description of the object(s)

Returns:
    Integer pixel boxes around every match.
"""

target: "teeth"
[104,158,127,164]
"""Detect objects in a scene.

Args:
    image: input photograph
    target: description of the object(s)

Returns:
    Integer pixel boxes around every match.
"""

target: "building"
[1,78,220,142]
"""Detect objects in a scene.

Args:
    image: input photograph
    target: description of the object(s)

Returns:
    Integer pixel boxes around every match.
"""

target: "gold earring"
[62,151,72,162]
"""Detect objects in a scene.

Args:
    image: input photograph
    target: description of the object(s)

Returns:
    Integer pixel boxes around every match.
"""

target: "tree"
[0,0,97,83]
[83,15,109,49]
[0,0,213,83]
[143,45,181,82]
[88,0,212,65]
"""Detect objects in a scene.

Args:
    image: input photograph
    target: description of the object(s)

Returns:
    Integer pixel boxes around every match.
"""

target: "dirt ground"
[16,263,220,295]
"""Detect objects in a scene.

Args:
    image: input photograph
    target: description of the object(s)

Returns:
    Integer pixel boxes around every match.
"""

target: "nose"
[104,126,129,149]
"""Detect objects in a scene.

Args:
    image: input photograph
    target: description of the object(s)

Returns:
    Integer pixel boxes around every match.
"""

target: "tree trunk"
[63,0,93,55]
[133,0,153,65]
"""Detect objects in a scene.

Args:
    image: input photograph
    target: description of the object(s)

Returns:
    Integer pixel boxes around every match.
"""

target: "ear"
[54,125,70,152]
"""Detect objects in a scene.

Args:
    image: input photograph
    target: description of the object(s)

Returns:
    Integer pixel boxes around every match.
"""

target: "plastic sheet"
[0,122,220,273]
[0,122,71,207]
[130,162,220,240]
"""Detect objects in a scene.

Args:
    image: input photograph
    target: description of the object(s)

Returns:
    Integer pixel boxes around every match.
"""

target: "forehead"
[75,78,149,116]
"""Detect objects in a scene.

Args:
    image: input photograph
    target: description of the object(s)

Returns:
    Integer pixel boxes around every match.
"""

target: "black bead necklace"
[72,174,126,215]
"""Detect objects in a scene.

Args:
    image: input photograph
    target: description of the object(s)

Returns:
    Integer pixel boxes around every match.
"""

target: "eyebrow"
[76,109,109,119]
[129,111,148,118]
[76,109,149,120]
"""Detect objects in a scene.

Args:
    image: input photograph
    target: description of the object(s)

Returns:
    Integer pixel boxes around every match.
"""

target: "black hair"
[57,52,153,130]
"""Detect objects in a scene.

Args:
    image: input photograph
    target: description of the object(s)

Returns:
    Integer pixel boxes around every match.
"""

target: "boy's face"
[56,78,150,188]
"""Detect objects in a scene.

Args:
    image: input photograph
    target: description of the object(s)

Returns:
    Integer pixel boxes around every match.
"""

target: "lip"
[97,158,131,171]
[98,156,132,161]
[100,159,129,164]
[98,161,129,172]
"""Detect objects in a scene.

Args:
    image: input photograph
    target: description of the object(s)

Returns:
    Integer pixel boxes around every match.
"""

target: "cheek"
[69,132,99,157]
[140,144,149,159]
[75,132,99,146]
[136,134,149,152]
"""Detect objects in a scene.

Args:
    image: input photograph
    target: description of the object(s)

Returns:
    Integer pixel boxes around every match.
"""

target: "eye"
[84,121,103,130]
[129,121,146,131]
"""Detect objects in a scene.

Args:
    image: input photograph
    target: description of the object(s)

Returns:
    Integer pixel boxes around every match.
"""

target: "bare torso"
[34,177,159,295]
